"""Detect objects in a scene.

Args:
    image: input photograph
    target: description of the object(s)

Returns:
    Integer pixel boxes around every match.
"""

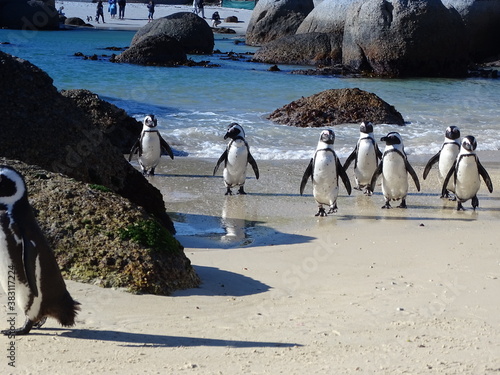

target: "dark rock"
[225,16,239,23]
[442,0,500,61]
[131,12,214,54]
[246,0,315,46]
[64,17,91,27]
[60,89,142,154]
[267,88,405,127]
[268,65,281,71]
[0,50,175,234]
[0,159,200,295]
[342,0,469,77]
[212,27,236,34]
[0,0,59,30]
[114,34,187,66]
[252,32,342,66]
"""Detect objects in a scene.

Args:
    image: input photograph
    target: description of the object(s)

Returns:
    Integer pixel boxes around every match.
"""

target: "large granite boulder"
[252,32,342,66]
[0,0,59,30]
[246,0,315,46]
[296,0,361,35]
[442,0,500,61]
[0,51,175,234]
[342,0,469,77]
[267,88,405,127]
[60,89,142,154]
[1,159,200,295]
[114,34,188,66]
[131,12,214,54]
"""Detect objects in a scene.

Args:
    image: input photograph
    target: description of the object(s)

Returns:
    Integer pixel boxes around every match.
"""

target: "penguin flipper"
[441,164,456,198]
[128,139,140,161]
[300,159,313,195]
[21,232,39,298]
[160,136,174,160]
[343,147,357,171]
[375,143,383,160]
[336,157,352,195]
[247,152,259,179]
[422,151,440,180]
[405,159,421,191]
[213,150,228,176]
[477,160,493,193]
[369,160,383,193]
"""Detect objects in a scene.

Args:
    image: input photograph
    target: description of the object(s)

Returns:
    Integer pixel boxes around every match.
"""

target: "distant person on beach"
[109,0,117,19]
[147,1,155,22]
[118,0,126,20]
[192,0,198,15]
[96,1,105,23]
[211,11,221,27]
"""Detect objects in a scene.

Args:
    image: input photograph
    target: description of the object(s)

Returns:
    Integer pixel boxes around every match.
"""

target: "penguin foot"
[397,199,407,209]
[33,317,47,329]
[327,204,338,214]
[225,188,233,195]
[237,186,247,195]
[382,201,392,209]
[315,207,327,217]
[457,202,465,211]
[472,196,479,210]
[2,318,34,336]
[149,168,156,176]
[363,188,373,196]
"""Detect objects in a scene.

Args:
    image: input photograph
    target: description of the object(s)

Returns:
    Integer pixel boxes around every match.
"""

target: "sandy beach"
[1,2,500,374]
[55,0,252,35]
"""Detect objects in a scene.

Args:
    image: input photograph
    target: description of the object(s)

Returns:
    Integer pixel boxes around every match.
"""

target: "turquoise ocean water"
[1,28,499,160]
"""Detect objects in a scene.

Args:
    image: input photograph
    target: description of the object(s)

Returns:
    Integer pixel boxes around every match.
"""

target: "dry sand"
[1,2,500,374]
[55,0,252,35]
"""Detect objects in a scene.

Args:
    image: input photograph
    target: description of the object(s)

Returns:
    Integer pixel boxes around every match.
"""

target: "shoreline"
[56,1,252,35]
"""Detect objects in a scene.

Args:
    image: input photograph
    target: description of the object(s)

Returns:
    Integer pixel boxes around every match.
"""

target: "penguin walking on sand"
[213,123,260,195]
[369,132,420,209]
[300,129,352,216]
[423,125,461,198]
[442,135,493,210]
[0,166,80,335]
[343,121,382,195]
[129,115,174,176]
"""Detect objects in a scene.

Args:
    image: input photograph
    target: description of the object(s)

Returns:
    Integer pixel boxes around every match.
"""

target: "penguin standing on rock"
[0,166,80,335]
[343,121,382,195]
[442,135,493,210]
[213,123,259,195]
[369,132,420,209]
[423,125,461,198]
[129,115,174,176]
[300,129,351,216]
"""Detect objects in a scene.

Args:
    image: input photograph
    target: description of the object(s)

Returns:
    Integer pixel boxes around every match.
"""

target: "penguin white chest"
[355,140,377,185]
[455,156,481,200]
[140,132,161,169]
[0,222,12,294]
[381,153,408,200]
[224,141,248,187]
[439,144,460,190]
[313,151,338,205]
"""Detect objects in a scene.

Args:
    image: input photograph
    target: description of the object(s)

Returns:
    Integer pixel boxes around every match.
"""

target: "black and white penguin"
[343,121,382,195]
[423,125,461,198]
[300,129,352,216]
[129,115,174,176]
[441,135,493,210]
[0,166,80,335]
[213,123,260,195]
[369,132,420,209]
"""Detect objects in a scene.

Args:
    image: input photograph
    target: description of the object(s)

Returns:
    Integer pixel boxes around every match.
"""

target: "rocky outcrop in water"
[1,159,200,295]
[0,0,59,30]
[246,0,315,46]
[0,50,175,235]
[114,34,188,66]
[131,12,214,54]
[267,88,405,127]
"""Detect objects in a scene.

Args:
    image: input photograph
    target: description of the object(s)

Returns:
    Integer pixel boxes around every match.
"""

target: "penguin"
[213,123,259,195]
[300,129,352,216]
[422,125,461,198]
[369,132,420,209]
[129,115,174,176]
[343,121,382,195]
[441,135,493,210]
[0,166,80,335]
